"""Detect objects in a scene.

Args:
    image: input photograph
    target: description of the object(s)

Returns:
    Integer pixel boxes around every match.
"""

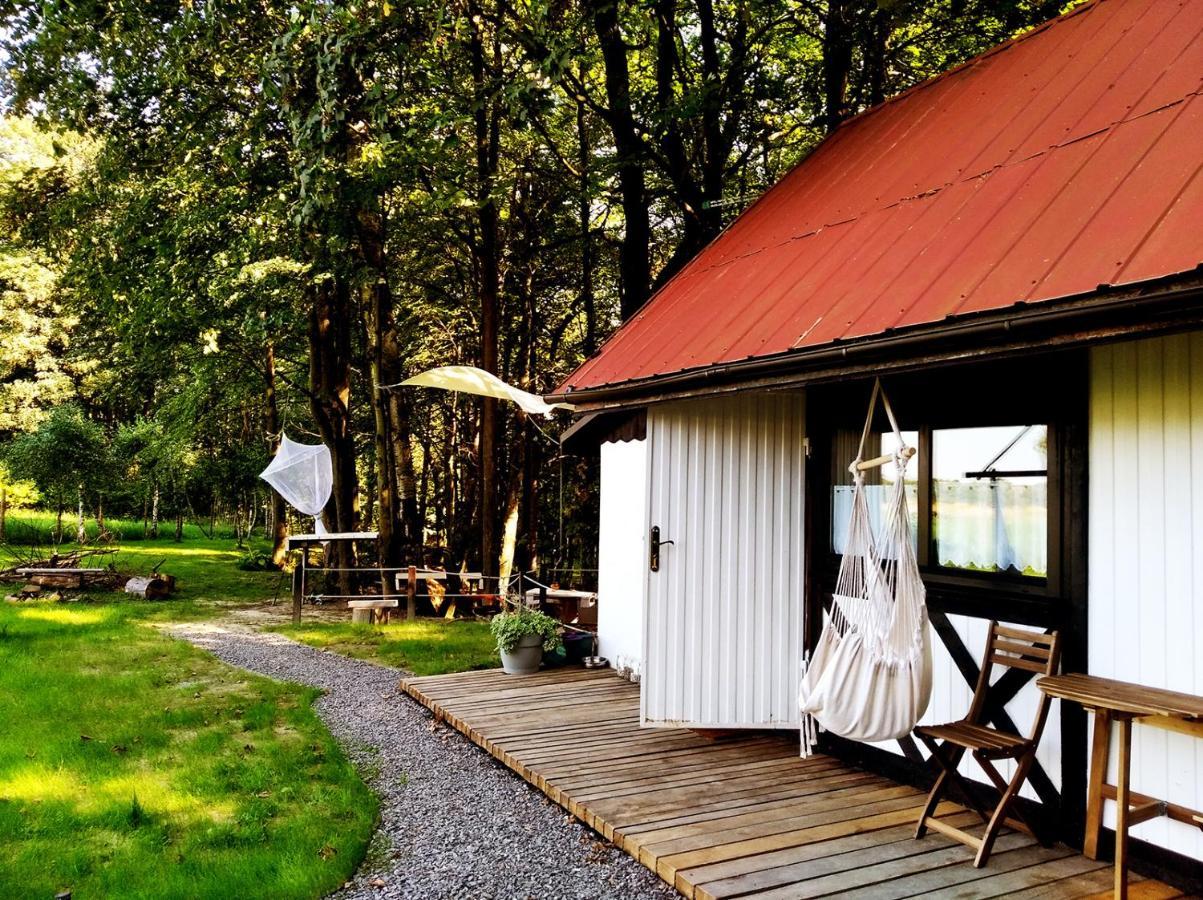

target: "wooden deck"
[400,668,1188,899]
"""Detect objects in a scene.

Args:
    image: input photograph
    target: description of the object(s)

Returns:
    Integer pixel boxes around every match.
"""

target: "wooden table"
[286,531,380,624]
[524,587,598,624]
[1037,673,1203,899]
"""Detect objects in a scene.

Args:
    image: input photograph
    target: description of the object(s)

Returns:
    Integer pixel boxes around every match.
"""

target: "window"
[932,425,1048,578]
[831,429,918,555]
[830,423,1050,582]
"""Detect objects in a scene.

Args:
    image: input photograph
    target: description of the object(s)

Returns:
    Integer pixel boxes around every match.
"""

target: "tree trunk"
[590,0,651,319]
[577,69,597,356]
[358,202,406,571]
[264,340,289,567]
[822,0,855,133]
[0,486,6,541]
[76,487,86,544]
[308,270,358,594]
[470,0,502,579]
[151,483,160,539]
[175,510,183,542]
[696,0,725,240]
[393,394,421,548]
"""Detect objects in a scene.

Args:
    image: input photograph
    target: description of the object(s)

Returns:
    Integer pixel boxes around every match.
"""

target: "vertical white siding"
[1091,333,1203,862]
[597,438,650,679]
[642,392,806,728]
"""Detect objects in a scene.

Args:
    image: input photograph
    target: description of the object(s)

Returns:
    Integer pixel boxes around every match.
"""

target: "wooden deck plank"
[739,831,1038,899]
[399,668,1184,900]
[690,812,981,899]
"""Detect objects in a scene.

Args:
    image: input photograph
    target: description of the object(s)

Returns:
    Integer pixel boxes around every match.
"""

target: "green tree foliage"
[4,405,108,541]
[0,0,1078,570]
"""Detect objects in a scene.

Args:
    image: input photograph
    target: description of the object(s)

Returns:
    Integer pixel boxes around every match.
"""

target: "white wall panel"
[1090,333,1203,862]
[642,392,806,729]
[597,438,650,679]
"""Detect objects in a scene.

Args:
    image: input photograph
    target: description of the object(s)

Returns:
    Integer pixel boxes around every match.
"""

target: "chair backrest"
[966,622,1062,741]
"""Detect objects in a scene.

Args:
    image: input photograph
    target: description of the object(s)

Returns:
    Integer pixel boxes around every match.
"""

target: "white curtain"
[934,480,1046,576]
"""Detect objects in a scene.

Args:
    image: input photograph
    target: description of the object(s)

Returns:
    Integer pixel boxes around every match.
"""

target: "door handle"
[650,525,674,572]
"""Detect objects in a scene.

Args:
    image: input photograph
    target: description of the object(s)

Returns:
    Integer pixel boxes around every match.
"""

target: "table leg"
[1114,715,1132,900]
[1084,708,1111,859]
[291,559,303,625]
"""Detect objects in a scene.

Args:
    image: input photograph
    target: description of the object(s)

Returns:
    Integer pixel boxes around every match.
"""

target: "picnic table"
[286,531,380,623]
[394,569,488,618]
[524,587,598,626]
[1037,673,1203,899]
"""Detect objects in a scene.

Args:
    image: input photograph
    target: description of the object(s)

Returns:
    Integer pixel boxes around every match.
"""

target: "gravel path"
[170,623,679,900]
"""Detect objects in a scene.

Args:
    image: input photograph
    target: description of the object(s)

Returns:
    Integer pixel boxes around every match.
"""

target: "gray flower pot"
[500,632,543,675]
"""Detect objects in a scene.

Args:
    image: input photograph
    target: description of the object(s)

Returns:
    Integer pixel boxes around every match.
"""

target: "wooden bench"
[1038,673,1203,899]
[347,598,398,624]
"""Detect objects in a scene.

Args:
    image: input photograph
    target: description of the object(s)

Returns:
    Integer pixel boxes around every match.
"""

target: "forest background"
[0,0,1076,579]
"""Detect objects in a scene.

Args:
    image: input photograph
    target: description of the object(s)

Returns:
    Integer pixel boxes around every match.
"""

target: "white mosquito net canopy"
[259,434,333,535]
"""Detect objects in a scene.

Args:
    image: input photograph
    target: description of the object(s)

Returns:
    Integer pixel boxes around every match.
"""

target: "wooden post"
[1084,708,1111,859]
[1114,716,1132,900]
[291,560,303,624]
[406,565,417,621]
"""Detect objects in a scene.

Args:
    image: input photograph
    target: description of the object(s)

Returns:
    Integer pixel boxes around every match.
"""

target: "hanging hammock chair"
[259,434,333,536]
[799,379,932,753]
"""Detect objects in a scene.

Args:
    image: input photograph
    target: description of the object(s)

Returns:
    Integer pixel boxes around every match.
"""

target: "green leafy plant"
[490,607,562,653]
[237,549,271,571]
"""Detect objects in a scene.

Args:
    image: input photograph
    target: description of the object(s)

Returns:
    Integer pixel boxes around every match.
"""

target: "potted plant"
[491,607,562,675]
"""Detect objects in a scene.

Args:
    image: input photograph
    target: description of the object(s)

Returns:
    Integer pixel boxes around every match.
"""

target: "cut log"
[123,575,173,599]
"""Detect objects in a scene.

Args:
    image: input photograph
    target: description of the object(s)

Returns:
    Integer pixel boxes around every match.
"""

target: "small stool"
[348,599,397,624]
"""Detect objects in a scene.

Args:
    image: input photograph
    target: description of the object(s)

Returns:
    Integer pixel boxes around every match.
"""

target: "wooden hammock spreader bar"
[855,445,916,472]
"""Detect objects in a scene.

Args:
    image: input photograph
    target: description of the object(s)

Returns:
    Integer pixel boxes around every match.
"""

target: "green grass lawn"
[274,619,500,676]
[0,601,376,899]
[0,516,501,895]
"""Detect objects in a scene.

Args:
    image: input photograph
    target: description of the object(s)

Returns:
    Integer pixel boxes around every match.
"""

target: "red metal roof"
[559,0,1203,396]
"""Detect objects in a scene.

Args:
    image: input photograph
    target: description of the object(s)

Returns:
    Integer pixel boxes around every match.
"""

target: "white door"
[641,392,806,728]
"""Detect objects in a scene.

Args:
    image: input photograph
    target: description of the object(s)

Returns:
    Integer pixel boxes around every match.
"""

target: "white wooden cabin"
[553,0,1203,887]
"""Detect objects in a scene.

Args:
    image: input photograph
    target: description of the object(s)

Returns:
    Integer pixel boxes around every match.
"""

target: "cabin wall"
[597,437,649,679]
[1090,332,1203,862]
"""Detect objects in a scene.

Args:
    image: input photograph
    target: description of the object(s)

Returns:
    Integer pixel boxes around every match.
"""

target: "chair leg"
[974,754,1034,868]
[916,738,965,839]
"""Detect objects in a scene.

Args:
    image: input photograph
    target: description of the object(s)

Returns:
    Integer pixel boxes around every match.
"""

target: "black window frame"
[807,352,1086,629]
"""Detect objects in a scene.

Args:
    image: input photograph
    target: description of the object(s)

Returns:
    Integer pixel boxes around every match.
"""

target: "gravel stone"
[170,623,680,900]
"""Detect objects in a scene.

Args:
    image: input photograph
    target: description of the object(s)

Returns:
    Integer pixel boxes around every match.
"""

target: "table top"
[394,570,484,586]
[287,531,379,547]
[524,588,598,601]
[1038,673,1203,720]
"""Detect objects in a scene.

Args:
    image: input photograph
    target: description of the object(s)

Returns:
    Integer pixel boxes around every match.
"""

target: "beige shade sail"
[397,366,575,417]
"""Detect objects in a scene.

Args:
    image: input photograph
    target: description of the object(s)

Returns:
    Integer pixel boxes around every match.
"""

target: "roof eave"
[551,275,1203,412]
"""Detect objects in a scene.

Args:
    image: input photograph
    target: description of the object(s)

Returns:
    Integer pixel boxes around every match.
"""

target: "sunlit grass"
[275,619,500,676]
[0,602,376,899]
[0,532,284,609]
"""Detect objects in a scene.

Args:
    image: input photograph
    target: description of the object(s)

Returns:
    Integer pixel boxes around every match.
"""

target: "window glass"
[932,425,1047,578]
[831,429,919,554]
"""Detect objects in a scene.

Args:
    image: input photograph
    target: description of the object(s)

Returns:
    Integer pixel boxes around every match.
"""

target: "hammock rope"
[799,379,932,755]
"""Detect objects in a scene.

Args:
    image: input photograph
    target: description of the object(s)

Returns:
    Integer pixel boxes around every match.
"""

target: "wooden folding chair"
[914,621,1062,867]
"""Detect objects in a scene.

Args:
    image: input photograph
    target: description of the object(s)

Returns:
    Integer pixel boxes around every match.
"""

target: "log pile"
[1,547,175,601]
